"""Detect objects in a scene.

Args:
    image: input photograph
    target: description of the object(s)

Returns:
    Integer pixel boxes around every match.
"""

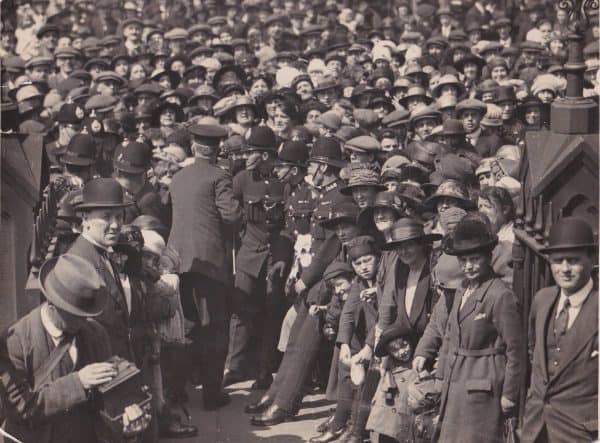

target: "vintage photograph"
[0,0,598,441]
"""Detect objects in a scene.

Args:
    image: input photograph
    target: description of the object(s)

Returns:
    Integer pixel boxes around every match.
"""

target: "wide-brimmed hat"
[422,179,475,210]
[75,178,133,211]
[382,217,442,250]
[358,191,404,225]
[444,217,498,255]
[432,74,465,98]
[399,85,433,107]
[539,217,597,253]
[340,167,387,195]
[455,53,486,73]
[39,254,107,317]
[320,201,360,229]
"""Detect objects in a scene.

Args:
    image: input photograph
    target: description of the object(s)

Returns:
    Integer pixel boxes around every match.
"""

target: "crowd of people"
[0,0,598,442]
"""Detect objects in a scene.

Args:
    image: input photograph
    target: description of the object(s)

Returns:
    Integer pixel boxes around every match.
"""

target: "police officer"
[224,126,291,389]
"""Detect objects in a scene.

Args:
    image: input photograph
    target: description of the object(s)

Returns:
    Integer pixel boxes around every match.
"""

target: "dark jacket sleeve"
[414,295,449,363]
[336,283,360,347]
[491,284,524,403]
[215,172,242,225]
[300,235,342,289]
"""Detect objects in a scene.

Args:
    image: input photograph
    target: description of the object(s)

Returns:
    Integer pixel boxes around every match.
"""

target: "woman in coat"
[435,216,523,443]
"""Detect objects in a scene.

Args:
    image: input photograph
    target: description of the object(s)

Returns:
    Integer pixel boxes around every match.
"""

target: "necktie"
[555,297,571,337]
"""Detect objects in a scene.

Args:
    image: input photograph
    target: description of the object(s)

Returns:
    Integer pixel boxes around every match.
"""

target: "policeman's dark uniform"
[226,127,291,383]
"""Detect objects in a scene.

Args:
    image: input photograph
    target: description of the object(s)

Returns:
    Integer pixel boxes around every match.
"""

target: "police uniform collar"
[323,180,341,192]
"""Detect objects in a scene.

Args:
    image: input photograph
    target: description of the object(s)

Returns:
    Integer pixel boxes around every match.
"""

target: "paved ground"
[162,381,334,443]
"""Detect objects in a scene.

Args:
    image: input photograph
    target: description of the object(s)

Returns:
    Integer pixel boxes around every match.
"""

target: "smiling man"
[522,217,598,443]
[68,178,135,361]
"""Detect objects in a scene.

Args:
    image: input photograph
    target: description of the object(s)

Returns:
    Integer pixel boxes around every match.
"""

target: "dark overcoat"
[521,286,598,443]
[437,275,523,443]
[167,158,242,285]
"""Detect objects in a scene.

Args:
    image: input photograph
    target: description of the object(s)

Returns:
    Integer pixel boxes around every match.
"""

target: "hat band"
[389,226,426,243]
[452,237,495,252]
[45,270,98,311]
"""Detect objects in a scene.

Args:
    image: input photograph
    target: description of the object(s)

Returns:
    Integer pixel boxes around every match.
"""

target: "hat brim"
[340,183,387,196]
[539,243,598,254]
[422,193,475,211]
[309,156,346,169]
[61,155,96,166]
[381,232,442,250]
[113,160,147,174]
[320,215,356,229]
[399,95,433,107]
[444,238,498,256]
[75,200,134,211]
[39,257,106,317]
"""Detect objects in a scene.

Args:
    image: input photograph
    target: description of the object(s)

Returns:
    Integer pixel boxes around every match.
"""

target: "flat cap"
[84,94,119,112]
[25,56,53,69]
[164,28,189,40]
[455,98,487,115]
[345,136,381,153]
[54,46,82,58]
[382,108,411,127]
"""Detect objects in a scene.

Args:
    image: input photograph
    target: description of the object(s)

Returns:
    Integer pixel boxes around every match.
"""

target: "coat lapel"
[537,287,559,381]
[458,279,495,323]
[550,289,598,382]
[408,263,431,327]
[394,264,411,327]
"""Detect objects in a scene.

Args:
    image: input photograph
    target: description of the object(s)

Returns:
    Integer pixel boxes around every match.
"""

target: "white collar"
[497,222,514,242]
[82,232,113,253]
[40,303,64,340]
[560,278,593,309]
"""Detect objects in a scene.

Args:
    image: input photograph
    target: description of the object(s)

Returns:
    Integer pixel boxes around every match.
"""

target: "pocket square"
[591,350,598,358]
[474,313,487,320]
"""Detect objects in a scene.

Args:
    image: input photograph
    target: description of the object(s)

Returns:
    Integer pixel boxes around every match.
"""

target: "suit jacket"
[122,180,170,228]
[3,306,112,443]
[68,235,135,362]
[521,286,598,443]
[168,158,241,284]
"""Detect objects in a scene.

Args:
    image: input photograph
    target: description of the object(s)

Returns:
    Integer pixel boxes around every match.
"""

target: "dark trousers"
[180,273,230,400]
[330,363,356,432]
[266,302,323,413]
[227,265,286,379]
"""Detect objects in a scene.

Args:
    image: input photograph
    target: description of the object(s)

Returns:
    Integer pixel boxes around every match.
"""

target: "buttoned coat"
[3,306,112,443]
[436,275,523,443]
[521,286,598,443]
[337,278,379,354]
[167,158,241,285]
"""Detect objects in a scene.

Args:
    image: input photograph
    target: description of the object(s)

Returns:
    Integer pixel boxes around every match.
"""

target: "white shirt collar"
[40,303,64,340]
[559,278,593,309]
[82,232,113,253]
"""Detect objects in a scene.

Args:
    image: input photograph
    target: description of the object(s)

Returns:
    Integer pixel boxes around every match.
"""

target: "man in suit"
[3,253,116,443]
[167,123,242,410]
[522,217,598,443]
[68,178,137,363]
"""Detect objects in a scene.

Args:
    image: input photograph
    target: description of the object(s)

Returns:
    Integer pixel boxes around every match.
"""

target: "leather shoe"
[222,370,245,387]
[336,426,354,443]
[159,419,198,439]
[244,395,273,414]
[250,404,293,426]
[309,427,345,443]
[251,374,273,390]
[315,414,334,433]
[204,391,231,411]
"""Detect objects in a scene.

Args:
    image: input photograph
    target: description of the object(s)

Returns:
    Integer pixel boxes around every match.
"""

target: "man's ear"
[291,166,298,176]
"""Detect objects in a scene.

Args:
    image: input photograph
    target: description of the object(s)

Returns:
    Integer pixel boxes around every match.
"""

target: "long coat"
[167,158,242,285]
[68,235,138,362]
[3,306,112,443]
[337,278,378,354]
[521,286,598,443]
[437,275,523,443]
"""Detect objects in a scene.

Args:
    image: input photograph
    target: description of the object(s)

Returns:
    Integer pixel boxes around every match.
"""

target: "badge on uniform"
[474,313,487,320]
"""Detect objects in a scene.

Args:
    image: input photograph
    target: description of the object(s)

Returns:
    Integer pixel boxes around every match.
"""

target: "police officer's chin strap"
[310,163,330,189]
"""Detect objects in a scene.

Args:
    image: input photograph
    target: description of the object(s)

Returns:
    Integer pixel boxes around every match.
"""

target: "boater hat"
[39,254,107,317]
